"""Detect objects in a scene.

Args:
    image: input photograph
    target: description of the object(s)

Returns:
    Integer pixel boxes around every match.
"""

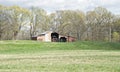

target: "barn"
[32,31,76,42]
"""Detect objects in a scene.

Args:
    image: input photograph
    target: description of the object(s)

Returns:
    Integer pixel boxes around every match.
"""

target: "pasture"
[0,40,120,72]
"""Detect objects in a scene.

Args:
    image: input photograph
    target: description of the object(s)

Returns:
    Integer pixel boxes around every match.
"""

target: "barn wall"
[37,35,45,41]
[36,31,76,42]
[45,32,52,42]
[67,36,76,42]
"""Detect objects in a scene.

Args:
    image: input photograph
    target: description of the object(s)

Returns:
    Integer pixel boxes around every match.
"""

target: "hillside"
[0,40,120,54]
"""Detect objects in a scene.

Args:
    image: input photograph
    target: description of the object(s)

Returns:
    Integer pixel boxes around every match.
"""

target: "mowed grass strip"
[0,50,120,72]
[0,40,120,72]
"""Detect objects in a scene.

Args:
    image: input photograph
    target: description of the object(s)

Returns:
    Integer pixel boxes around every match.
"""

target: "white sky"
[0,0,120,14]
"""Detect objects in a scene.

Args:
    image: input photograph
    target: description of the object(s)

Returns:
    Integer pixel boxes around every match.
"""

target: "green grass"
[0,40,120,72]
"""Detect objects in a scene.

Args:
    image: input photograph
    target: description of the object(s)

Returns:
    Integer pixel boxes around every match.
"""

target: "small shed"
[31,36,37,40]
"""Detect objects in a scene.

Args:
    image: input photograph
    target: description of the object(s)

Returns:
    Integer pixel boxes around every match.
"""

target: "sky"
[0,0,120,14]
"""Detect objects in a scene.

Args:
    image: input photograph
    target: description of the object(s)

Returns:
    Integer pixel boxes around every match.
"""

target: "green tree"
[112,32,119,42]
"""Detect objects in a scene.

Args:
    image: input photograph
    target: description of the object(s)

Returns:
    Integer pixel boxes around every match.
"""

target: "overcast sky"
[0,0,120,14]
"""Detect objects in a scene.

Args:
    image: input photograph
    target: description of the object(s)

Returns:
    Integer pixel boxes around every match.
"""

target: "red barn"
[32,31,76,42]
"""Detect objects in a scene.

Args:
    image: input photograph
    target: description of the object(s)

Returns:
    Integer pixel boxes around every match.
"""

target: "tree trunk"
[109,26,112,42]
[13,31,18,40]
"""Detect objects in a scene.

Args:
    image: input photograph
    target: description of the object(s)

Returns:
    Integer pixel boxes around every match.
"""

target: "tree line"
[0,5,120,42]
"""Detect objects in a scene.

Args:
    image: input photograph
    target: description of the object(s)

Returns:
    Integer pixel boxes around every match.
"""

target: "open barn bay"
[0,40,120,72]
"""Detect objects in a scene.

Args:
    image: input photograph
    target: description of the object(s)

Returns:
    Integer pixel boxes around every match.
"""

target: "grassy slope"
[0,40,120,72]
[0,40,120,54]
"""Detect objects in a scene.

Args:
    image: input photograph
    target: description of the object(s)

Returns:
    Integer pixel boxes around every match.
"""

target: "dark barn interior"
[60,37,67,42]
[51,32,59,42]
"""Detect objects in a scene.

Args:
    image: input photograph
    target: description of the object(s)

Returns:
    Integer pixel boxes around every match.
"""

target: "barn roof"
[41,31,53,34]
[37,31,53,36]
[37,31,76,38]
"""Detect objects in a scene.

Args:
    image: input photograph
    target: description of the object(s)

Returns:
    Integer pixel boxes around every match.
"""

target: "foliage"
[112,32,120,42]
[0,5,120,42]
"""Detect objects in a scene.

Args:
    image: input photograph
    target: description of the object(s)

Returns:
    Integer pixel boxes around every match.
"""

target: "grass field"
[0,40,120,72]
